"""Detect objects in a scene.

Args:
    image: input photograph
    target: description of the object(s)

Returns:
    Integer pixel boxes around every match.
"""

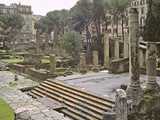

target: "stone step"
[45,80,114,107]
[27,91,40,99]
[29,80,115,120]
[35,86,101,120]
[61,109,86,120]
[41,82,110,112]
[32,87,99,120]
[39,86,102,119]
[30,89,45,98]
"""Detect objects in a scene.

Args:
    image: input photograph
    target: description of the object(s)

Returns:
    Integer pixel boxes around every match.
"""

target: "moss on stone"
[129,89,160,120]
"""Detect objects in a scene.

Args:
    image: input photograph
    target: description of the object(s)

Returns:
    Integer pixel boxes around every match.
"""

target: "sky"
[0,0,79,16]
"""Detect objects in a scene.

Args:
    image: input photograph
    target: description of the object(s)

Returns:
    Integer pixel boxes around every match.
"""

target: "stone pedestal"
[92,50,99,66]
[104,33,110,68]
[126,8,142,105]
[146,42,159,90]
[49,54,56,73]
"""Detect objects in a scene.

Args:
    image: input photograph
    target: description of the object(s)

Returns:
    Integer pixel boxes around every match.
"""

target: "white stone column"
[146,42,159,90]
[36,30,41,54]
[79,53,86,70]
[126,8,142,105]
[124,34,129,58]
[93,50,99,66]
[104,33,110,68]
[114,39,120,59]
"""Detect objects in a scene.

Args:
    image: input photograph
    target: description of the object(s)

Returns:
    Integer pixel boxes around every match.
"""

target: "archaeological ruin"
[0,0,160,120]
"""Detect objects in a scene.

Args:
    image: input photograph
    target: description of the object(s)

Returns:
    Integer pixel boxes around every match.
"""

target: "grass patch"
[0,98,15,120]
[1,58,23,64]
[41,59,50,64]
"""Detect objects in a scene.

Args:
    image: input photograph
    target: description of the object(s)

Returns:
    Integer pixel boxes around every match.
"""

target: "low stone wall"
[26,68,57,81]
[10,64,34,73]
[109,58,129,74]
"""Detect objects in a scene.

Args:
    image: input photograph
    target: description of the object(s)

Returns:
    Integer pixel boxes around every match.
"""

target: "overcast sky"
[0,0,79,16]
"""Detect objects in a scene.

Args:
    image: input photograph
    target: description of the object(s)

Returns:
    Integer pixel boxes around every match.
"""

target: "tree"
[35,10,69,48]
[0,14,24,49]
[143,0,160,42]
[70,0,93,64]
[63,31,82,63]
[107,0,129,39]
[70,0,93,32]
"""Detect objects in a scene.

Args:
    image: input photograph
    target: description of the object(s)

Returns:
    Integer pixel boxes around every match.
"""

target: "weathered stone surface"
[79,52,87,73]
[49,54,56,73]
[124,34,129,58]
[114,39,120,59]
[23,53,42,65]
[115,89,127,120]
[110,58,129,74]
[0,87,70,120]
[126,8,143,105]
[146,42,160,90]
[104,33,110,68]
[103,112,116,120]
[92,50,99,66]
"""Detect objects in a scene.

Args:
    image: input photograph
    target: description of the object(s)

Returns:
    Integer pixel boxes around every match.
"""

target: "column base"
[127,83,143,105]
[147,76,160,91]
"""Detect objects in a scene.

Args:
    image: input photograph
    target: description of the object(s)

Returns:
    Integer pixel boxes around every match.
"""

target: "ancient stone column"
[115,89,128,120]
[139,49,145,68]
[114,39,120,59]
[146,42,159,90]
[104,33,110,68]
[50,54,56,73]
[93,50,99,66]
[126,8,142,105]
[79,52,87,71]
[124,34,129,58]
[36,30,41,54]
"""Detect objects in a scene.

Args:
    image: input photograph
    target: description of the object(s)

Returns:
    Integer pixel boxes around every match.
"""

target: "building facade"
[130,0,148,28]
[0,3,33,51]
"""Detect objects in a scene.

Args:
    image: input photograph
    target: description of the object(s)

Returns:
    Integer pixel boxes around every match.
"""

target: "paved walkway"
[56,71,160,100]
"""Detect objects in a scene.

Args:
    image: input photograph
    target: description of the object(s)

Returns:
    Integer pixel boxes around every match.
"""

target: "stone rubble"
[0,87,70,120]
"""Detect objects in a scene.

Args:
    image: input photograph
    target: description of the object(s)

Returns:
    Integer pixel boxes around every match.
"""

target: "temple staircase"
[28,80,115,120]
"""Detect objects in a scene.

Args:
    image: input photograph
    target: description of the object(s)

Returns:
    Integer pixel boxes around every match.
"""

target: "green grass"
[0,98,15,120]
[41,59,50,64]
[1,58,23,64]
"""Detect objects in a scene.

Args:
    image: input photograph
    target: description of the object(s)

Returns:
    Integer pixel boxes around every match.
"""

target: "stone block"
[103,112,116,120]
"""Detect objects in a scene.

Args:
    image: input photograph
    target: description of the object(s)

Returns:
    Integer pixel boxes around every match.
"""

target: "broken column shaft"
[93,50,99,66]
[104,33,110,68]
[50,54,56,73]
[126,8,142,105]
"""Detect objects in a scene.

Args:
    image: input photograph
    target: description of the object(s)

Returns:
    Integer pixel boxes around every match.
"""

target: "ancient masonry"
[112,8,160,120]
[146,42,160,90]
[126,8,143,106]
[0,3,33,51]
